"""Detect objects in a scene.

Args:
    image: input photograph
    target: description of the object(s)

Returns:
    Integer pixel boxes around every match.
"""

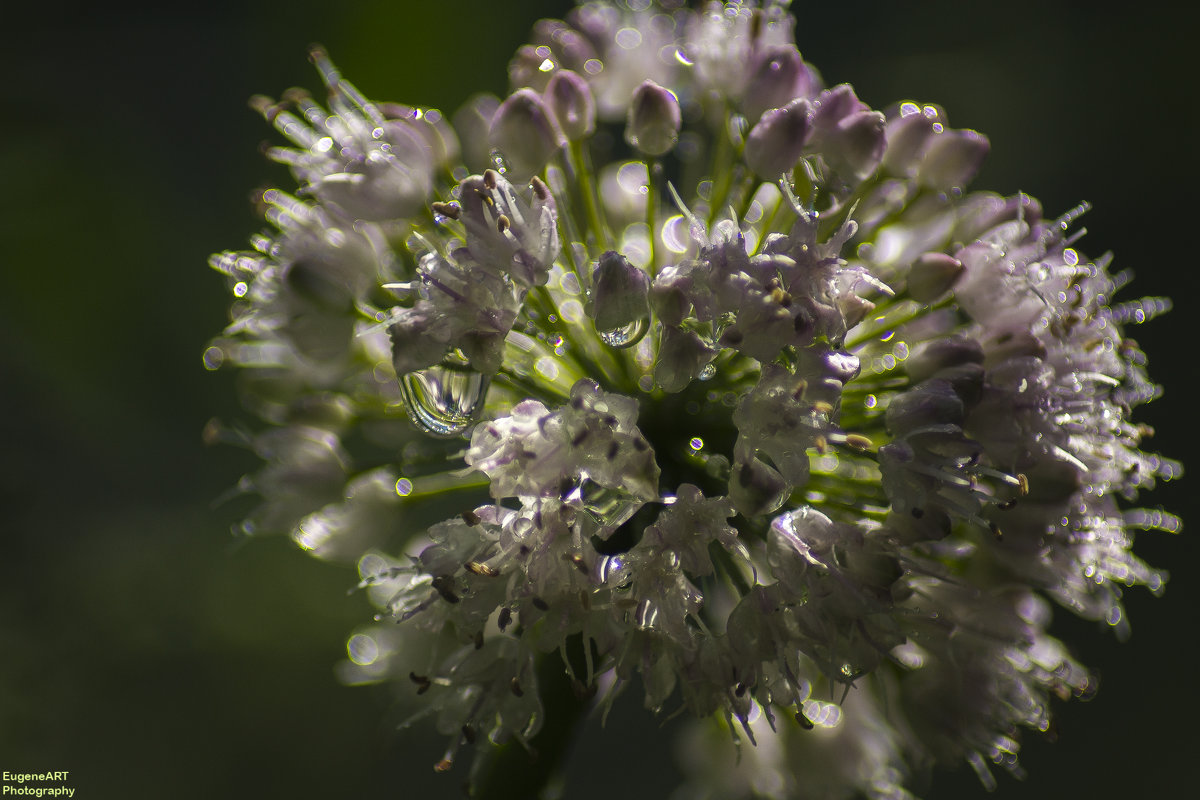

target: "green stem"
[470,651,590,799]
[569,139,609,254]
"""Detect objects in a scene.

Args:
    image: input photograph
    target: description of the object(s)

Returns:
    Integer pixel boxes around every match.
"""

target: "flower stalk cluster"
[207,2,1179,797]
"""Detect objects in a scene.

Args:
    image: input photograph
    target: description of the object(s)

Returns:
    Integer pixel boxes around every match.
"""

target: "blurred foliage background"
[2,1,1196,797]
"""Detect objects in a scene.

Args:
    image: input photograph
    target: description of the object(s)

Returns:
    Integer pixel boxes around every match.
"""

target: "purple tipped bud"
[744,98,812,177]
[589,251,650,332]
[885,379,964,437]
[490,88,565,180]
[919,129,989,192]
[453,93,501,174]
[807,85,886,181]
[625,80,681,157]
[881,103,943,177]
[742,46,812,121]
[905,335,984,383]
[545,69,596,141]
[830,110,887,180]
[907,252,964,302]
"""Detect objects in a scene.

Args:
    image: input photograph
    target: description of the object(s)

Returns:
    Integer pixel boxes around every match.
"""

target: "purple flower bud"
[490,88,565,180]
[905,335,984,384]
[885,379,965,437]
[907,252,964,302]
[545,69,596,141]
[919,129,989,192]
[807,85,886,181]
[744,98,812,177]
[742,45,813,122]
[589,250,650,332]
[625,80,681,157]
[452,93,501,175]
[881,103,943,177]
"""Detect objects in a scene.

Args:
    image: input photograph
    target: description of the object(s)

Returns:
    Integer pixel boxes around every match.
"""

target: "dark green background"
[3,2,1195,797]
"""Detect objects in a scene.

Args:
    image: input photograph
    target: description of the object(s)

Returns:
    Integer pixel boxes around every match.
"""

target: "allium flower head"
[207,2,1180,797]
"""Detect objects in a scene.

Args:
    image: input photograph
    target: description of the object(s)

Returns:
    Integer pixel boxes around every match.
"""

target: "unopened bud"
[490,88,565,180]
[885,379,964,437]
[545,69,596,141]
[919,129,989,192]
[589,251,650,332]
[625,80,681,157]
[742,46,813,122]
[881,102,943,177]
[453,93,500,174]
[744,98,812,177]
[907,252,964,302]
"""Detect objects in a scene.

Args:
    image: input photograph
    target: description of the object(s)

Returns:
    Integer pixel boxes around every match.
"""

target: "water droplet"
[569,479,642,532]
[698,363,716,381]
[347,633,379,666]
[689,437,704,452]
[598,316,649,349]
[395,478,413,497]
[202,346,225,371]
[233,281,249,297]
[398,356,490,437]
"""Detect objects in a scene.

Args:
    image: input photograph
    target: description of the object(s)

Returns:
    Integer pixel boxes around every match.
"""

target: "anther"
[409,672,432,694]
[496,214,511,234]
[531,175,550,200]
[466,561,499,577]
[511,677,524,697]
[812,401,834,415]
[531,596,550,611]
[814,436,828,454]
[1017,473,1029,496]
[432,575,460,603]
[844,434,873,452]
[461,510,481,526]
[795,709,814,730]
[498,607,513,631]
[989,521,1003,539]
[431,201,460,220]
[434,758,453,773]
[483,169,499,189]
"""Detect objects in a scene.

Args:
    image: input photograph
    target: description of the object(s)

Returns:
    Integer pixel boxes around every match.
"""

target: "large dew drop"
[598,316,649,349]
[398,355,490,437]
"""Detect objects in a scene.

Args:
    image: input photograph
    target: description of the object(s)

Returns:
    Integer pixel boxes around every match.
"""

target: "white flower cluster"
[207,1,1179,797]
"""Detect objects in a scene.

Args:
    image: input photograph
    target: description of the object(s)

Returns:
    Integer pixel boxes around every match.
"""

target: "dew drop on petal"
[347,633,379,665]
[202,346,225,371]
[394,477,413,497]
[398,359,490,437]
[598,316,649,349]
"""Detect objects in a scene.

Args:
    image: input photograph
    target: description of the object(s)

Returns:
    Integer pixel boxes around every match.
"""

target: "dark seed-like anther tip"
[483,169,499,189]
[434,758,453,773]
[461,509,481,525]
[431,201,460,220]
[532,596,549,611]
[531,175,550,199]
[511,677,524,696]
[496,214,511,233]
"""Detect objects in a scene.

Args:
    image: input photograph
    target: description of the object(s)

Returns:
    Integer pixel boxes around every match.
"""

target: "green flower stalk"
[206,2,1180,797]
